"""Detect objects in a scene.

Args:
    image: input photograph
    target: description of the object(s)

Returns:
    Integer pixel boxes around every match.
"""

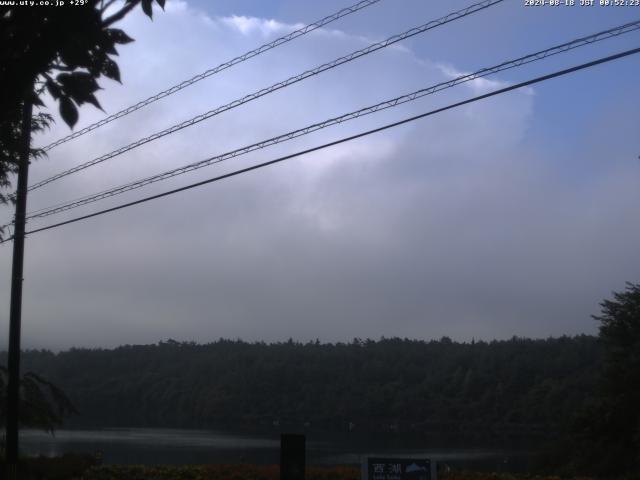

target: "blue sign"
[364,457,433,480]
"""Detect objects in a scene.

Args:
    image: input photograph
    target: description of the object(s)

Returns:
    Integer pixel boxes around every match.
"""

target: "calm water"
[20,428,532,471]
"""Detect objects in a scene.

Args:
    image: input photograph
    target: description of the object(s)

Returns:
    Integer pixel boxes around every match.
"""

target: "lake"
[20,428,533,472]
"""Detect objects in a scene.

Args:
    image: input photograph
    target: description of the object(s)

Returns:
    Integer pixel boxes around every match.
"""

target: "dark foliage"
[0,0,164,210]
[535,283,640,477]
[1,336,600,443]
[0,453,100,480]
[596,283,640,433]
[0,366,77,434]
[566,283,640,477]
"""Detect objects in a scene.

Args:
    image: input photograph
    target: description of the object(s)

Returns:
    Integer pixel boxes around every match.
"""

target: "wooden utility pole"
[5,90,33,479]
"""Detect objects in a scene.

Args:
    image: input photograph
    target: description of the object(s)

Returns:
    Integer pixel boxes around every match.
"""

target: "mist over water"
[20,428,532,472]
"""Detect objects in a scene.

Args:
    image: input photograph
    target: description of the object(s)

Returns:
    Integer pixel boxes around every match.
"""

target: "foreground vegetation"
[83,464,356,480]
[81,465,600,480]
[1,459,603,480]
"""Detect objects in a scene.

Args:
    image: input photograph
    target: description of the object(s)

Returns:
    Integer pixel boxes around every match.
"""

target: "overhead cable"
[23,20,640,221]
[28,0,504,192]
[2,46,634,243]
[40,0,385,151]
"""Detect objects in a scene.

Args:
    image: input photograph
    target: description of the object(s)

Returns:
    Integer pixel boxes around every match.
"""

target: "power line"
[27,0,504,192]
[39,0,384,152]
[22,20,640,221]
[4,46,635,243]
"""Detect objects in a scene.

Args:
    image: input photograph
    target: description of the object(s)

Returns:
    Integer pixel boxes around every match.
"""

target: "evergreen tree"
[592,282,640,474]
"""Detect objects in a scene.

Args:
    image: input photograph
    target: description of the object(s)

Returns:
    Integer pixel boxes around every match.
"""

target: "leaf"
[57,72,100,93]
[60,41,92,69]
[57,72,102,109]
[85,93,103,111]
[31,95,45,108]
[102,57,121,83]
[27,372,78,416]
[97,30,119,56]
[45,79,62,99]
[104,41,118,56]
[141,0,153,18]
[107,28,134,45]
[155,0,165,8]
[59,96,78,128]
[31,112,54,134]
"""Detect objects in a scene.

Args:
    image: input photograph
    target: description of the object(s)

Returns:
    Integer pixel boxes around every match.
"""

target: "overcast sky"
[1,0,639,350]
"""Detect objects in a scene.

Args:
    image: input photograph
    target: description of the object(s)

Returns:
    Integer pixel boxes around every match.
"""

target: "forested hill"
[4,336,599,439]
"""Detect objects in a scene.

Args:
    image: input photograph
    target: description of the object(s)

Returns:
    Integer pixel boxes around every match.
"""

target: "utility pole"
[6,88,33,479]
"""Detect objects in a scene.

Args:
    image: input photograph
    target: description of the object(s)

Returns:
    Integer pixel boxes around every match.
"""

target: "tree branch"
[51,64,75,72]
[102,1,138,27]
[100,0,118,13]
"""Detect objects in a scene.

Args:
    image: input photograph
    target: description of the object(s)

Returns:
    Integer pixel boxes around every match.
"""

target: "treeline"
[1,336,599,440]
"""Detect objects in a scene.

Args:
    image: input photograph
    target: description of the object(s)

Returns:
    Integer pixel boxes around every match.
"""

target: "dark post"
[6,91,33,478]
[280,434,305,480]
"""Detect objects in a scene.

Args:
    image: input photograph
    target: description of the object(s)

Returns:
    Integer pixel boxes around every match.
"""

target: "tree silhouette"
[0,0,165,209]
[559,283,640,476]
[0,1,165,471]
[591,282,640,474]
[0,366,77,437]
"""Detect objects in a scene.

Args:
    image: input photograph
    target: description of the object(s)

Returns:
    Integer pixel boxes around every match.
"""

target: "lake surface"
[20,428,533,472]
